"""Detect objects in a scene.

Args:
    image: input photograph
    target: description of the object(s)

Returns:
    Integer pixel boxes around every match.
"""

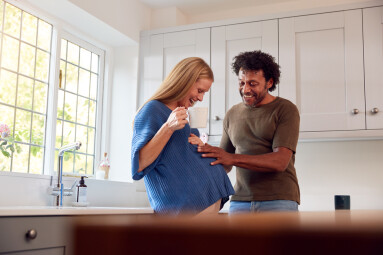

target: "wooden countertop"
[73,210,383,255]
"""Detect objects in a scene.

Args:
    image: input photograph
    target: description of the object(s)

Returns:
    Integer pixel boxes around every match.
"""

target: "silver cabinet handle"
[26,229,37,240]
[214,116,221,121]
[371,108,379,114]
[351,109,359,115]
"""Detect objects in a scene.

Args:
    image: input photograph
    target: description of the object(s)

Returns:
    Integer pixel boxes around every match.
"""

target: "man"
[198,50,300,213]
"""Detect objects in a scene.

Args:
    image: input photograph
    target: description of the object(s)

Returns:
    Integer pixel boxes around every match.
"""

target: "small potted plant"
[0,123,15,157]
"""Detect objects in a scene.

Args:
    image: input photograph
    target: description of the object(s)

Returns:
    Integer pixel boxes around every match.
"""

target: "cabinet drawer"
[0,216,71,254]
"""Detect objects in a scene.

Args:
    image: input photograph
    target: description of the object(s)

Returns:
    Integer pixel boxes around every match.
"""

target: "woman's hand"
[166,107,188,131]
[188,133,205,146]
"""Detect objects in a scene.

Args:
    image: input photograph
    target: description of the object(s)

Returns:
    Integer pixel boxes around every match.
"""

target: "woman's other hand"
[188,133,205,146]
[166,107,188,131]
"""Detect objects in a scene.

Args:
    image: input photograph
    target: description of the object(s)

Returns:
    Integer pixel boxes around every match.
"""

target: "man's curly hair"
[231,51,280,92]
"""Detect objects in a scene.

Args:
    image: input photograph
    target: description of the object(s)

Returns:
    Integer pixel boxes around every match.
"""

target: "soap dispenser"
[76,176,88,204]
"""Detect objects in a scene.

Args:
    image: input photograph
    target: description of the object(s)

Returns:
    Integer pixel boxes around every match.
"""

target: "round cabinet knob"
[26,229,37,240]
[351,109,359,115]
[371,108,379,114]
[214,116,221,121]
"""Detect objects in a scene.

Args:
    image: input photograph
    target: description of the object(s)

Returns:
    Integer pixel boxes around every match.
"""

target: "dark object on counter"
[335,195,350,210]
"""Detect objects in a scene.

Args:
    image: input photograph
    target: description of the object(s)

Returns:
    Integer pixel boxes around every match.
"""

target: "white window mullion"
[43,26,61,175]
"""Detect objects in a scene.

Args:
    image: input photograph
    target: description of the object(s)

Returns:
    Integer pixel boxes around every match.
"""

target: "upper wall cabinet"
[138,3,383,141]
[138,28,211,133]
[363,6,383,129]
[279,10,365,132]
[210,20,278,136]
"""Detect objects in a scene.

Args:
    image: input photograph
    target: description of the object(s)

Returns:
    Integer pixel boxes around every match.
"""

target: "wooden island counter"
[73,210,383,255]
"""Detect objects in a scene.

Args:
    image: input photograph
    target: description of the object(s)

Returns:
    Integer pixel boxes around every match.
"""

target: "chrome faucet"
[49,142,82,206]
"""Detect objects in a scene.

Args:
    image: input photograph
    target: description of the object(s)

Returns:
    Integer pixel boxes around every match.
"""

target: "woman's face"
[177,78,213,109]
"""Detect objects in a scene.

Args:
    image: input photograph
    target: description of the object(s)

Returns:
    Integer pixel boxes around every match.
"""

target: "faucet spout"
[55,141,82,206]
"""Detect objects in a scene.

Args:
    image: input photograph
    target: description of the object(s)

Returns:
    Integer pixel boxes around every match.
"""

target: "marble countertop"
[0,206,153,216]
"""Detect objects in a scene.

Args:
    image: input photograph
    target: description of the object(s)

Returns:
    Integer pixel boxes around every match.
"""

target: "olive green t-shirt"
[220,97,300,204]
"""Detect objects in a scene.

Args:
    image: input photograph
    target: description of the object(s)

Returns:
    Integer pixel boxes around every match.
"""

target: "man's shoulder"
[226,103,244,115]
[275,97,299,111]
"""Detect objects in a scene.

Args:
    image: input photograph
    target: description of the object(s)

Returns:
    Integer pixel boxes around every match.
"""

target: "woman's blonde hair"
[137,57,214,114]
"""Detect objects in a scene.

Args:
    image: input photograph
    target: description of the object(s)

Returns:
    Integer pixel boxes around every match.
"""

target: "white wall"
[144,0,374,29]
[187,0,374,25]
[150,7,188,29]
[296,140,383,211]
[68,0,151,43]
[108,45,139,183]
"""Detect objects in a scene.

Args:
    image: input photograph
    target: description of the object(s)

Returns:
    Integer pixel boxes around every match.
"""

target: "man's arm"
[198,144,293,173]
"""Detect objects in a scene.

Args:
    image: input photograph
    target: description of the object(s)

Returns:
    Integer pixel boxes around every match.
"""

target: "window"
[55,39,100,175]
[0,1,104,175]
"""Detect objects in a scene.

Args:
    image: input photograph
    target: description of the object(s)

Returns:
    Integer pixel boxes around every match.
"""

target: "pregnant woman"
[131,57,234,215]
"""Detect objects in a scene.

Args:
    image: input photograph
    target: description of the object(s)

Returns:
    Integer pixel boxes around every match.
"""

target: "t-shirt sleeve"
[272,101,300,154]
[131,102,165,180]
[220,114,236,154]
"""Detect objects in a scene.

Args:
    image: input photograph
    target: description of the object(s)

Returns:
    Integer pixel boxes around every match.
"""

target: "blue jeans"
[229,200,298,214]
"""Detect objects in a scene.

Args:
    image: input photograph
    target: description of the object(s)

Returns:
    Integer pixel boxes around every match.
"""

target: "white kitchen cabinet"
[363,6,383,129]
[210,20,279,136]
[138,28,211,134]
[279,10,365,132]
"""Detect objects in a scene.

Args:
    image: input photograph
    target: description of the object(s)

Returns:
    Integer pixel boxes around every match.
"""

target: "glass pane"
[0,1,4,31]
[76,124,87,153]
[62,151,74,173]
[0,69,17,105]
[87,127,94,155]
[0,104,15,133]
[75,153,86,174]
[55,119,63,149]
[64,92,77,122]
[19,42,36,78]
[29,146,43,174]
[37,19,52,52]
[80,48,91,70]
[91,53,98,73]
[78,69,90,97]
[57,89,64,119]
[33,81,47,114]
[31,113,45,146]
[86,155,94,175]
[35,49,50,82]
[89,100,96,127]
[77,97,89,125]
[17,75,34,110]
[12,143,29,173]
[2,35,20,71]
[90,73,98,100]
[60,39,67,60]
[4,3,21,38]
[62,121,75,145]
[66,63,78,93]
[67,41,79,65]
[21,12,37,45]
[14,109,31,143]
[0,155,11,172]
[60,60,66,89]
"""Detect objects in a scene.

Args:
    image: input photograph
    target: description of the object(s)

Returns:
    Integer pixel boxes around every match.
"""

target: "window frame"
[1,0,107,177]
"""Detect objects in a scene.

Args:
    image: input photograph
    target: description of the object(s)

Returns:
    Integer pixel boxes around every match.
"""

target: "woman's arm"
[138,107,188,172]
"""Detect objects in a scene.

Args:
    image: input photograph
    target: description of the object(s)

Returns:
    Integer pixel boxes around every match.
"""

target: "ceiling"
[139,0,298,16]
